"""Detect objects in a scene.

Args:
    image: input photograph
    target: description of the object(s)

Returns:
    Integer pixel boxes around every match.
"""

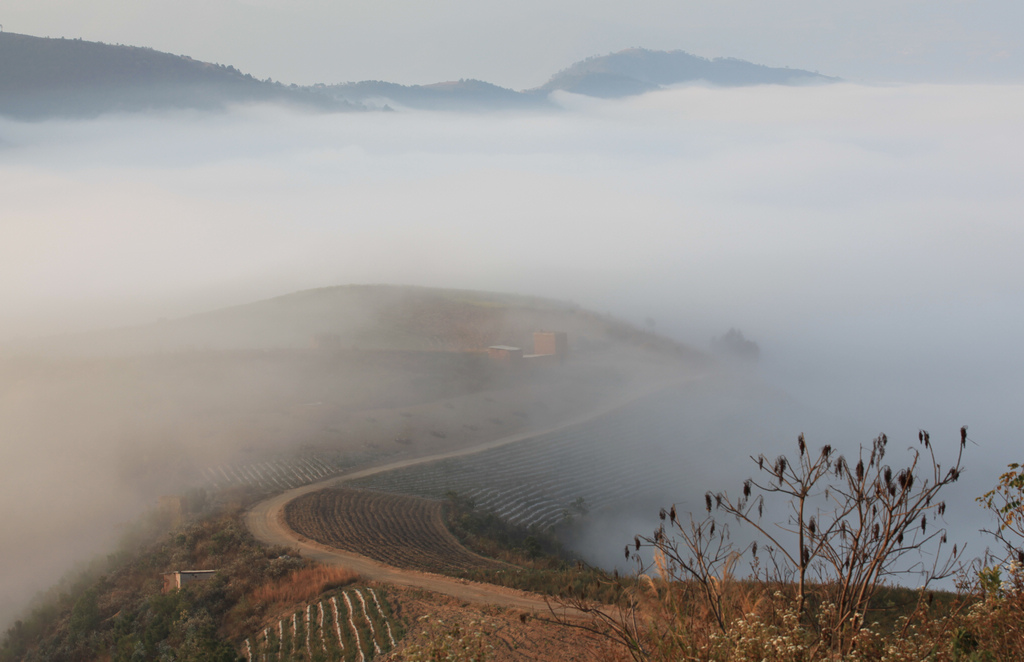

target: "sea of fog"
[2,82,1023,617]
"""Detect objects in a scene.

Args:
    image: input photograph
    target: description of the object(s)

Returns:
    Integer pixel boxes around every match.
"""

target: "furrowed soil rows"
[284,489,500,574]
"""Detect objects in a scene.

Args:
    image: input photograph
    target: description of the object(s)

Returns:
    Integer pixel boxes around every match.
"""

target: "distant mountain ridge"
[0,33,838,118]
[0,32,355,118]
[325,48,836,109]
[534,48,836,98]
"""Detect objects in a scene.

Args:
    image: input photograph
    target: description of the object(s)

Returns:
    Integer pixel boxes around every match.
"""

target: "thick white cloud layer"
[3,84,1023,343]
[0,92,1021,438]
[1,82,1023,621]
[3,86,1022,443]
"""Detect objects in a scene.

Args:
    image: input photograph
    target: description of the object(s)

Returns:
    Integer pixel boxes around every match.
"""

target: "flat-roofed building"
[162,570,217,593]
[533,332,568,359]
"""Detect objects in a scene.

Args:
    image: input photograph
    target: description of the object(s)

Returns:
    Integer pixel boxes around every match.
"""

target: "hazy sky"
[4,0,1024,87]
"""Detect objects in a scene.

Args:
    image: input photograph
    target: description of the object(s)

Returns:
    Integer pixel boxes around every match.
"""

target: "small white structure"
[487,345,523,363]
[162,570,217,593]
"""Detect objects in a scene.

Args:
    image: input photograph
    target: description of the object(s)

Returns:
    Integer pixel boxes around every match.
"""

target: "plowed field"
[284,488,500,574]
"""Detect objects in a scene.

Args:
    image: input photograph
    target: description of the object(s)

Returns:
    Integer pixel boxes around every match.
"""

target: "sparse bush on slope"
[0,508,348,661]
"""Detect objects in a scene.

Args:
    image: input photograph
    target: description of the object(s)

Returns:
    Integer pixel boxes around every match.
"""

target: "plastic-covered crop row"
[203,455,338,492]
[243,588,398,662]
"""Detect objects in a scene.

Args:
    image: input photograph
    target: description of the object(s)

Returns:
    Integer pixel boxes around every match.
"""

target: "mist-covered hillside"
[5,285,696,359]
[0,32,352,118]
[0,284,706,628]
[534,48,838,97]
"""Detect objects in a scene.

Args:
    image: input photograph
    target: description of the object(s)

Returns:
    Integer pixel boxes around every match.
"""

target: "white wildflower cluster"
[1001,558,1023,596]
[698,594,950,662]
[707,602,810,662]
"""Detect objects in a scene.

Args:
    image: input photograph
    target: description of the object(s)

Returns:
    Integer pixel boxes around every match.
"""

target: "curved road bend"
[245,377,692,614]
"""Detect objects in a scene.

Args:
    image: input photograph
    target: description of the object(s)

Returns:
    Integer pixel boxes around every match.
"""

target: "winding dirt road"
[244,379,686,614]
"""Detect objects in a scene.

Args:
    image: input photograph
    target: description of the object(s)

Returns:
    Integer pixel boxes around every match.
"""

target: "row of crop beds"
[346,389,689,530]
[243,587,401,662]
[201,455,339,493]
[284,488,502,574]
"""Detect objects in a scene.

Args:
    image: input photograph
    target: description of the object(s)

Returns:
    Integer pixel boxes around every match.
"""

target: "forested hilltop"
[0,32,352,118]
[533,47,837,97]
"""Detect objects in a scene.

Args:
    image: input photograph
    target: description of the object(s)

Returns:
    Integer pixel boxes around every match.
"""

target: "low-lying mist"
[2,83,1023,625]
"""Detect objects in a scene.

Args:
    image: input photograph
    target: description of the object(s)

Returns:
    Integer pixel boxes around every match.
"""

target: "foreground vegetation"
[552,428,1024,661]
[560,574,1022,662]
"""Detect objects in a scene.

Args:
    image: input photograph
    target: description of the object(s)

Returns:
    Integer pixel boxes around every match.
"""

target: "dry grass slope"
[252,566,360,607]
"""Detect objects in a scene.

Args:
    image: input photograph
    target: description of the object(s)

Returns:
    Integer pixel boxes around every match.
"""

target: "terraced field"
[346,388,691,530]
[284,489,501,574]
[244,587,401,662]
[202,455,340,492]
